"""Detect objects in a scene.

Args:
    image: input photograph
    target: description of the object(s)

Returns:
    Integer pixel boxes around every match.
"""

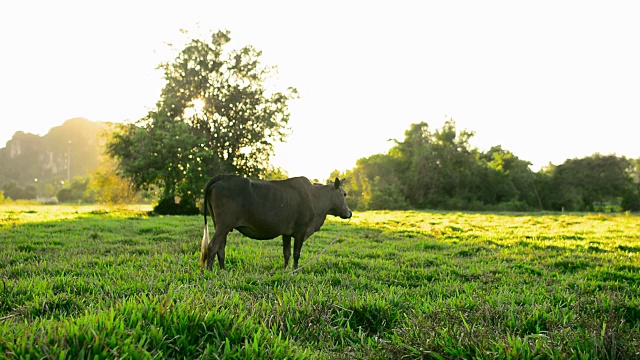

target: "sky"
[1,1,639,181]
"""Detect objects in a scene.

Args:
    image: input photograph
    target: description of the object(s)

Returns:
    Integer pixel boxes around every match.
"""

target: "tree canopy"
[106,30,297,211]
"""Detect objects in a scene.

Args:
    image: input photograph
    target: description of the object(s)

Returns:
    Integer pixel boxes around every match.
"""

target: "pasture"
[1,205,639,359]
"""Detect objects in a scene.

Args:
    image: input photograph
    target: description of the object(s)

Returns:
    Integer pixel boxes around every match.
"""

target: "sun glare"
[183,98,206,119]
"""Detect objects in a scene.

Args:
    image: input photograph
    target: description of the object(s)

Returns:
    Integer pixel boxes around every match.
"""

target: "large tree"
[335,120,542,211]
[393,120,484,208]
[107,30,297,209]
[546,154,632,211]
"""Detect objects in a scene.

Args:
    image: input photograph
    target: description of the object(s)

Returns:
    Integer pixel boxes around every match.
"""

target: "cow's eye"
[344,192,348,197]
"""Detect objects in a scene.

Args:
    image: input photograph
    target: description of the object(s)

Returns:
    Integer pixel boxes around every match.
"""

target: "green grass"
[1,205,639,359]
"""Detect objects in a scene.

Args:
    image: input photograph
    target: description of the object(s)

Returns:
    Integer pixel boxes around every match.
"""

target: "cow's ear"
[334,177,340,189]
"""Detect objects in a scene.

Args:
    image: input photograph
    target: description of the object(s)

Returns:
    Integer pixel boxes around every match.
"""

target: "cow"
[199,174,352,270]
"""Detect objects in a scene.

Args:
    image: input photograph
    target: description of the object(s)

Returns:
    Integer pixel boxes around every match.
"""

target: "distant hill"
[0,118,109,187]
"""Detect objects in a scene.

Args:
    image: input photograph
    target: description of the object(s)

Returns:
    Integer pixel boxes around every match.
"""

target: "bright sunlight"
[183,98,205,119]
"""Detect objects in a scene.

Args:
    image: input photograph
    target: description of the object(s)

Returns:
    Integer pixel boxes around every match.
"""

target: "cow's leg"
[292,236,305,269]
[216,236,228,270]
[282,235,292,268]
[206,229,229,270]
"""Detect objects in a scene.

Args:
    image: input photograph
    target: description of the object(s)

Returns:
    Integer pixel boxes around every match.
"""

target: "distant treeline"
[2,118,639,212]
[332,121,640,212]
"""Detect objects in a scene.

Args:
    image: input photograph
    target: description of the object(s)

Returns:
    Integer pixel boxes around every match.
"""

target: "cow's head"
[329,178,352,219]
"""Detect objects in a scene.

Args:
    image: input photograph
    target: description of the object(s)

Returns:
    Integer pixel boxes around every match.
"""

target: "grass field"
[1,205,639,359]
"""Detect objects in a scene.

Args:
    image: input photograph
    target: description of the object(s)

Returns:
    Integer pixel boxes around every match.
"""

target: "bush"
[366,188,410,210]
[56,178,91,203]
[56,188,73,203]
[493,200,530,212]
[438,197,485,211]
[361,176,409,210]
[622,184,640,211]
[153,197,200,215]
[2,181,37,200]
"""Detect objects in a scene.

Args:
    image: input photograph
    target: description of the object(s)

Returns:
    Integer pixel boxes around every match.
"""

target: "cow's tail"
[200,175,224,267]
[200,223,210,267]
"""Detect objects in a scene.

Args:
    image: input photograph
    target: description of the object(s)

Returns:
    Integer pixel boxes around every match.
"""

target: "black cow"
[200,174,352,270]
